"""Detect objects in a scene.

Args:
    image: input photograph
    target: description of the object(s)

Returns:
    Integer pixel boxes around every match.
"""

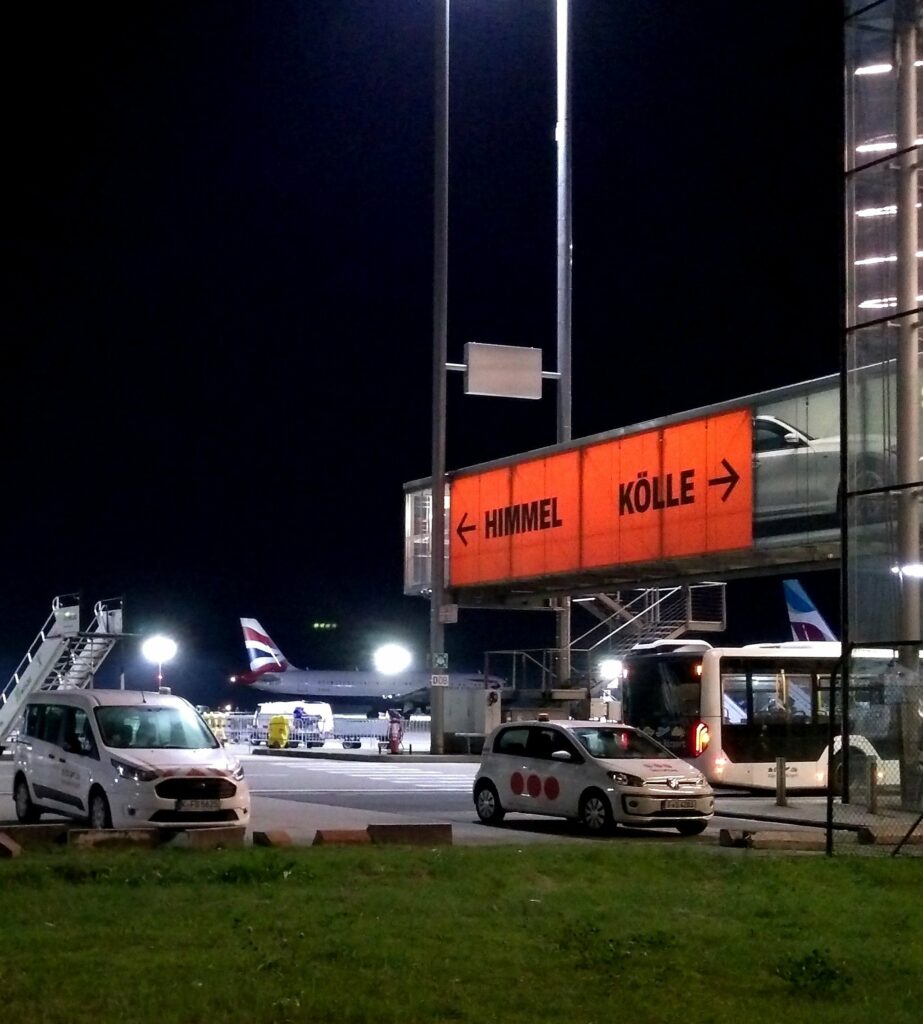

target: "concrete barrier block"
[857,824,923,846]
[747,830,827,851]
[367,823,453,846]
[0,833,23,858]
[69,829,161,849]
[252,830,294,848]
[312,829,371,846]
[0,824,72,848]
[185,826,247,850]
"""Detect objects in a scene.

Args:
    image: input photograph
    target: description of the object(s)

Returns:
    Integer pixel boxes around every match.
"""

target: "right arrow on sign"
[456,511,477,546]
[708,458,740,502]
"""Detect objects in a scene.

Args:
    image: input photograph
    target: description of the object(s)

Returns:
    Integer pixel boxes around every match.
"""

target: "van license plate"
[664,799,695,810]
[177,799,220,811]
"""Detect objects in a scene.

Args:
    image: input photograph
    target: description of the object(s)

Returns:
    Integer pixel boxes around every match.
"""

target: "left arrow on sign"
[456,511,477,546]
[707,458,740,502]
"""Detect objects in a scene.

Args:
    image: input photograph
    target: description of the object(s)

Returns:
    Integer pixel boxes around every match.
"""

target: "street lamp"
[141,634,177,687]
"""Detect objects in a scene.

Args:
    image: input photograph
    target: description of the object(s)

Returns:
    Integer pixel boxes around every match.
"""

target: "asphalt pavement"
[2,748,920,850]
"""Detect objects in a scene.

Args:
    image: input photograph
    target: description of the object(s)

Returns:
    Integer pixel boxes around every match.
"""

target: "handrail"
[1,603,64,703]
[585,591,682,651]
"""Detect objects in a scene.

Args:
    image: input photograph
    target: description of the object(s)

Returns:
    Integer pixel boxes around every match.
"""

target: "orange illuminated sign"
[449,409,752,587]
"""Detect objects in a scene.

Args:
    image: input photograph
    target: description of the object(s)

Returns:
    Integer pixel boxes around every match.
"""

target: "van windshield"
[95,705,218,750]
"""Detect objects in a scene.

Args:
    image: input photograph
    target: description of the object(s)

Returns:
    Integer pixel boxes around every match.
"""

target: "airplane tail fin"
[240,618,292,674]
[783,580,837,642]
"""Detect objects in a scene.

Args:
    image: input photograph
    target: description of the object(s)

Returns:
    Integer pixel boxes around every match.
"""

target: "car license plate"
[664,799,696,810]
[176,799,220,811]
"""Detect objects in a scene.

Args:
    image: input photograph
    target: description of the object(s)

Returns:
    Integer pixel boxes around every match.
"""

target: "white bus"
[620,640,902,791]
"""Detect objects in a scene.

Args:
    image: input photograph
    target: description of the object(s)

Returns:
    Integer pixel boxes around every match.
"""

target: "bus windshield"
[622,655,702,750]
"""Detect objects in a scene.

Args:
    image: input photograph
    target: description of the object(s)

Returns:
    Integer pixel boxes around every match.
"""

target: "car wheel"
[579,789,614,834]
[474,781,505,825]
[13,775,41,823]
[88,788,112,830]
[675,820,708,836]
[853,459,888,524]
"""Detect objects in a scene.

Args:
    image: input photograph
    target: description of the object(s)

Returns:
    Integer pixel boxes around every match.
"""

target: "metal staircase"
[0,595,124,743]
[572,584,725,696]
[484,583,726,699]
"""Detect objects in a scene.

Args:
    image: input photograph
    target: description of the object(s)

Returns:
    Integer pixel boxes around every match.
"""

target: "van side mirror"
[551,749,572,761]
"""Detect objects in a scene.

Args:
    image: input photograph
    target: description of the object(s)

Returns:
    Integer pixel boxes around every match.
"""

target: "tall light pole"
[430,0,450,755]
[555,0,573,685]
[429,1,574,740]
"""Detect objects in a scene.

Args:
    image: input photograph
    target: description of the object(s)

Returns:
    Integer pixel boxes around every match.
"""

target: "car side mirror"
[783,432,802,446]
[551,749,572,761]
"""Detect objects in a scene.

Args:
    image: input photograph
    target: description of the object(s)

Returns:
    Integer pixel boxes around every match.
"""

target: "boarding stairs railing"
[0,595,124,743]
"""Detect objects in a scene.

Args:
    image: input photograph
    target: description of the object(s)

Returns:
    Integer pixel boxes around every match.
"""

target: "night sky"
[4,1,843,707]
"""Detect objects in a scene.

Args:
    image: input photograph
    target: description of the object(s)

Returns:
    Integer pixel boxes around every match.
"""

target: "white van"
[12,690,250,830]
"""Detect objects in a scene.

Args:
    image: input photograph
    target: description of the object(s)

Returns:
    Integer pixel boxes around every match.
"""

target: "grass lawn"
[0,843,920,1024]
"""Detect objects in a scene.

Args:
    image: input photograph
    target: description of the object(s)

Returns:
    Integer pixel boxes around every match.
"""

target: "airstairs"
[485,582,726,700]
[0,594,124,744]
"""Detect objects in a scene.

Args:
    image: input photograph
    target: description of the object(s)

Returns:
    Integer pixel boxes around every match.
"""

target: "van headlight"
[607,771,644,787]
[111,758,159,783]
[231,763,245,781]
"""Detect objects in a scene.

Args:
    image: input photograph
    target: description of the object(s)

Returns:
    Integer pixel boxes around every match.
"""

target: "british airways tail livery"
[231,618,508,714]
[241,618,290,675]
[783,580,837,642]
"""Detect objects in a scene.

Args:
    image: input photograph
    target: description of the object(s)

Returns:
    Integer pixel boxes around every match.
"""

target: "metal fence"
[822,650,923,856]
[221,712,431,750]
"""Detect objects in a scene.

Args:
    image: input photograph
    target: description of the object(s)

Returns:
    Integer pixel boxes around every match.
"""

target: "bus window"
[721,673,748,724]
[788,674,812,719]
[751,671,786,720]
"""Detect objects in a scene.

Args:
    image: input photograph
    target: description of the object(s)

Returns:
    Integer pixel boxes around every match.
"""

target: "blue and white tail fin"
[240,618,292,675]
[783,580,837,642]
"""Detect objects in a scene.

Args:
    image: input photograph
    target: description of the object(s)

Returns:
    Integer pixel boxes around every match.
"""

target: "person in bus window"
[765,696,792,721]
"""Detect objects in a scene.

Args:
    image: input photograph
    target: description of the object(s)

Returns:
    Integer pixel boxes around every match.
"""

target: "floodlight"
[598,658,623,683]
[374,643,412,675]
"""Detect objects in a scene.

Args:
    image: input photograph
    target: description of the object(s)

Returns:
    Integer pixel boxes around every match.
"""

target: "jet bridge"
[404,366,903,607]
[0,594,125,745]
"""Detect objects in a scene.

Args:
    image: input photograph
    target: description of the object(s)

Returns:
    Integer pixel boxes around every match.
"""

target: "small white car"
[12,690,250,830]
[473,720,714,836]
